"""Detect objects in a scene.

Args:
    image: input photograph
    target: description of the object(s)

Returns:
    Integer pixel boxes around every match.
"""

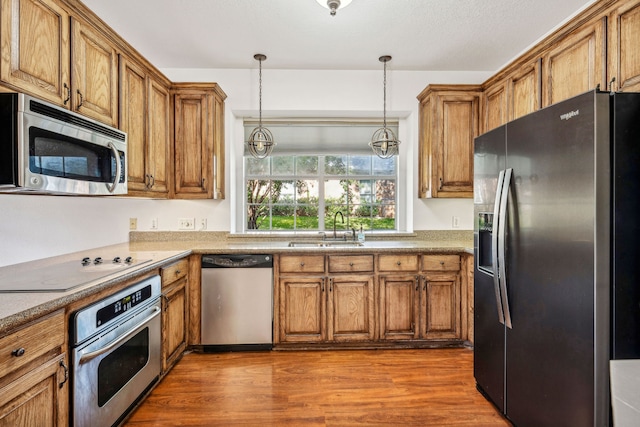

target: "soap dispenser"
[357,225,365,243]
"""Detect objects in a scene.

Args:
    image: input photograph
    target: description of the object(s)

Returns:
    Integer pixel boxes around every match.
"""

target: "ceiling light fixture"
[316,0,352,16]
[370,55,400,159]
[247,54,275,159]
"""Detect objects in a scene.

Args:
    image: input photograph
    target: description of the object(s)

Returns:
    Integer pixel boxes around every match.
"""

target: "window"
[242,120,400,233]
[245,154,397,232]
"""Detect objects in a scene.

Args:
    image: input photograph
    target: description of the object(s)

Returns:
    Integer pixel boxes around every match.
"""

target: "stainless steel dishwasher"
[201,254,273,351]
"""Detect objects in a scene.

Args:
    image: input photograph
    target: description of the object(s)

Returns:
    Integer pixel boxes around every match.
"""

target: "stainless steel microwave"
[0,93,127,195]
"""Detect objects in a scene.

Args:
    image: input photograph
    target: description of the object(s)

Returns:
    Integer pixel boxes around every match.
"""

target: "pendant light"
[247,54,275,159]
[316,0,353,16]
[369,55,400,159]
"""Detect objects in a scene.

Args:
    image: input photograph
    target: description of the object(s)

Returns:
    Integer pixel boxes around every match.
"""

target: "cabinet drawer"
[378,254,419,272]
[0,310,64,379]
[328,255,374,273]
[161,258,189,285]
[279,255,325,273]
[422,255,461,271]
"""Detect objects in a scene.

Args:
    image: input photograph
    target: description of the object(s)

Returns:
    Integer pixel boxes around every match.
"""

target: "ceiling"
[82,0,596,72]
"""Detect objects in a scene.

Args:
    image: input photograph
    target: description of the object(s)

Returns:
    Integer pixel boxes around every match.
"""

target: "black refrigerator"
[473,89,640,427]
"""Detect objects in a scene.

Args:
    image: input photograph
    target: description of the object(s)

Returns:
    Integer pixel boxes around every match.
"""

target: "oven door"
[72,299,161,427]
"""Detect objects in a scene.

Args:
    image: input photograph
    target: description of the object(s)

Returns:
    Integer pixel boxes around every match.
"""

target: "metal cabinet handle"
[396,261,401,266]
[63,83,71,105]
[329,278,333,292]
[149,174,155,188]
[11,347,25,357]
[300,262,305,267]
[439,177,443,190]
[349,262,354,267]
[59,360,68,389]
[175,270,181,275]
[415,275,420,291]
[76,90,84,109]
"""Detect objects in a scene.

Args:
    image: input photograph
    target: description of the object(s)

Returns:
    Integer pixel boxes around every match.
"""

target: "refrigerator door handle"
[492,169,506,325]
[498,168,513,329]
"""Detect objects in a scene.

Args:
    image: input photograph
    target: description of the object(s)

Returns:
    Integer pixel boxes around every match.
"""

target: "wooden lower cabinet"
[379,275,419,340]
[276,252,466,348]
[161,258,189,373]
[0,310,68,426]
[278,276,326,343]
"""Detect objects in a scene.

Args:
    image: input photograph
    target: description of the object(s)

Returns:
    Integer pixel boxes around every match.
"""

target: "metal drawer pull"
[397,261,401,266]
[175,270,181,275]
[300,262,305,267]
[11,347,25,357]
[349,262,354,266]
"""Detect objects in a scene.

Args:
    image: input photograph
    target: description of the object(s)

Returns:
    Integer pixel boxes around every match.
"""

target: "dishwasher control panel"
[202,254,272,268]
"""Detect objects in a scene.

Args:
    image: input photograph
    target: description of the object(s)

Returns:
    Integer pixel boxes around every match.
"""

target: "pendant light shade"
[369,55,400,159]
[247,54,275,159]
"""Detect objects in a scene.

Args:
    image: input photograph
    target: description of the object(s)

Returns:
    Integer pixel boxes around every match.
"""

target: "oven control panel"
[96,285,152,327]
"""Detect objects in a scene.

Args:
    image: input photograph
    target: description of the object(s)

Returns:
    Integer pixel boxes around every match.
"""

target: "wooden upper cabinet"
[147,78,171,195]
[482,81,507,133]
[172,83,226,199]
[120,56,171,197]
[417,85,480,198]
[509,59,541,121]
[71,17,118,126]
[0,0,70,105]
[608,1,640,92]
[542,17,607,107]
[120,57,148,193]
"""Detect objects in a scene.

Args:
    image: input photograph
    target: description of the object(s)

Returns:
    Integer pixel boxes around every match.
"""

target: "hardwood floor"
[124,348,511,426]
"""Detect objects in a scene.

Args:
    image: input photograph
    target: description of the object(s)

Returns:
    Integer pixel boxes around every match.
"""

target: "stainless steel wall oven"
[71,276,161,427]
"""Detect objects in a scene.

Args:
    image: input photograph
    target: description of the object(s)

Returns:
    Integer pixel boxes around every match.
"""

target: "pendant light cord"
[383,59,387,129]
[258,57,263,127]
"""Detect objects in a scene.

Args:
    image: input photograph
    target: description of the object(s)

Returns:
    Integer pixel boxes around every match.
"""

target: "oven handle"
[78,306,161,365]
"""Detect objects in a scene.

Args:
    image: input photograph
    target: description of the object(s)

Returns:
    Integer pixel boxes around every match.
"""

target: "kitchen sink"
[288,240,364,248]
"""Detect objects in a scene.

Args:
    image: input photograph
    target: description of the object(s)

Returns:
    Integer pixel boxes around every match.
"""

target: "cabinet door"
[0,354,68,426]
[542,17,606,107]
[162,278,187,372]
[509,59,541,121]
[147,77,171,195]
[421,272,460,340]
[482,80,507,133]
[119,57,148,193]
[434,92,479,197]
[608,1,640,92]
[174,92,212,197]
[379,275,419,340]
[278,277,326,343]
[0,0,70,106]
[71,17,118,126]
[327,275,375,342]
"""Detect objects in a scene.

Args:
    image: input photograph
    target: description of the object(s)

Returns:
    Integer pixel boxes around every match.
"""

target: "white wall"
[0,68,490,267]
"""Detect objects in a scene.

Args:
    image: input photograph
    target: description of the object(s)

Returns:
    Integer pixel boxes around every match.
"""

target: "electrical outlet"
[150,218,158,230]
[452,216,460,228]
[178,218,195,230]
[129,218,137,230]
[200,218,207,230]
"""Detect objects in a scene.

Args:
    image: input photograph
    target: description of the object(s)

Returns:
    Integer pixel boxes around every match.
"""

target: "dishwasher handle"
[202,254,273,268]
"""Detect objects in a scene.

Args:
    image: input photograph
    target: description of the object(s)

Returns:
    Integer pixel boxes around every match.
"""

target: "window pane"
[296,156,318,175]
[246,157,270,175]
[325,179,348,204]
[373,156,395,175]
[296,180,318,203]
[246,180,273,203]
[272,156,294,175]
[349,156,371,175]
[247,204,269,230]
[325,156,347,175]
[375,179,396,203]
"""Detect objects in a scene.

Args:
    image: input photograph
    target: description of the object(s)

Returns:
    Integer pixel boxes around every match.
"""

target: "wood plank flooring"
[124,348,511,426]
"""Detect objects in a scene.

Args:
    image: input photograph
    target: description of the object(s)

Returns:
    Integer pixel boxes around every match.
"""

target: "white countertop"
[610,360,640,426]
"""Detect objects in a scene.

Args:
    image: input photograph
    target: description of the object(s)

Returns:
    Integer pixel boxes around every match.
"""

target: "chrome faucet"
[333,211,344,239]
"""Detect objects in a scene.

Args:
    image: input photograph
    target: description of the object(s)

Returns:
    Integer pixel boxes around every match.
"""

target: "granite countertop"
[0,230,474,334]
